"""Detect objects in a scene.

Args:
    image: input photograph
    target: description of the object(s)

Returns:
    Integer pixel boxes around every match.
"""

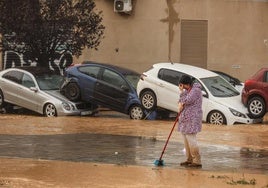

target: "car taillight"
[140,74,147,81]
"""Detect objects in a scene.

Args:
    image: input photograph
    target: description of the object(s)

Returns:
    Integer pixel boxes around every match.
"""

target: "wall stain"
[160,0,180,61]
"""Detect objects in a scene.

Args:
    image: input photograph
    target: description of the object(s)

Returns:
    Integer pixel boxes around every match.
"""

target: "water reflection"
[0,133,267,174]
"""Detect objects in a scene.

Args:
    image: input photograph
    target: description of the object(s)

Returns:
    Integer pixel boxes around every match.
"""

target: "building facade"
[77,0,268,81]
[1,0,268,81]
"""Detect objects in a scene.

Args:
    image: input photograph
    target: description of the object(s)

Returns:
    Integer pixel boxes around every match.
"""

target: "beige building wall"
[204,0,268,81]
[76,0,268,82]
[77,0,170,72]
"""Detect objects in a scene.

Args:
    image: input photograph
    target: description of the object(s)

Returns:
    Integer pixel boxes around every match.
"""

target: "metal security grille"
[180,20,208,69]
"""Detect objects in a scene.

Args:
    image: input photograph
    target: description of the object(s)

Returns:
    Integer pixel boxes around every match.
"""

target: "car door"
[16,73,45,111]
[77,65,101,101]
[199,87,210,122]
[156,69,182,112]
[94,68,129,112]
[1,70,23,103]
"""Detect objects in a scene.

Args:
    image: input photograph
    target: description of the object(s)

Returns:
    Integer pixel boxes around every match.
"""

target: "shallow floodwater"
[0,133,267,174]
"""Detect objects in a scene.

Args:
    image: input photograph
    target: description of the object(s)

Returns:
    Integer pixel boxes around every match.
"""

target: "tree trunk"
[37,54,50,69]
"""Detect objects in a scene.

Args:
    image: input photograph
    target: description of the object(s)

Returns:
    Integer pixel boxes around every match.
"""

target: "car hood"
[44,90,70,103]
[213,95,248,114]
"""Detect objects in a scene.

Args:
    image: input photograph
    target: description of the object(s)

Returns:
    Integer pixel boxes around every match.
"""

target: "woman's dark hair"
[179,74,193,85]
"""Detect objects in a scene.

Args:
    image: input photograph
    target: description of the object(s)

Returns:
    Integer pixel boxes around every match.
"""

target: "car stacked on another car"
[137,62,260,125]
[242,67,268,119]
[60,61,144,120]
[0,67,94,117]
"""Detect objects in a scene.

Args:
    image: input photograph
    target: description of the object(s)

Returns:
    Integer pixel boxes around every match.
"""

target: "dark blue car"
[60,61,145,119]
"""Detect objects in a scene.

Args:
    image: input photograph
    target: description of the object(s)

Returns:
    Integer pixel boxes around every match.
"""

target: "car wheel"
[0,90,6,108]
[248,96,266,118]
[207,110,227,125]
[129,105,144,120]
[44,103,57,117]
[65,82,80,101]
[140,91,157,110]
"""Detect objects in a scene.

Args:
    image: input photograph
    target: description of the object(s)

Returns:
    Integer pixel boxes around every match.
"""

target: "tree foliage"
[0,0,105,67]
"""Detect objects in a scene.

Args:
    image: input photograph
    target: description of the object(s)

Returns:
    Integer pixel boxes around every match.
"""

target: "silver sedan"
[0,67,94,117]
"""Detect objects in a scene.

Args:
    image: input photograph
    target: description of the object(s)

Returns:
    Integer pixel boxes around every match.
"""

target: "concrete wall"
[77,0,170,72]
[0,0,267,81]
[76,0,268,81]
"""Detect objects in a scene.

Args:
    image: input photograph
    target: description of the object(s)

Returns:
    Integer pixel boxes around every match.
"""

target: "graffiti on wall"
[3,50,73,75]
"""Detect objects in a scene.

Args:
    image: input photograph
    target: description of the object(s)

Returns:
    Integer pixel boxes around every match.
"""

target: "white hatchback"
[137,62,259,125]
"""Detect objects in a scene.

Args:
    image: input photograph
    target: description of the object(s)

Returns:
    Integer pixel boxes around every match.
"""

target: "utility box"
[114,0,132,13]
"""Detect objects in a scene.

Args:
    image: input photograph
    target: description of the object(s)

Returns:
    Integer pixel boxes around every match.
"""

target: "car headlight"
[62,102,71,111]
[229,108,246,118]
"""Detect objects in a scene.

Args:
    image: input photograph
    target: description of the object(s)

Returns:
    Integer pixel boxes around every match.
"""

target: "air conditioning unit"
[114,0,132,13]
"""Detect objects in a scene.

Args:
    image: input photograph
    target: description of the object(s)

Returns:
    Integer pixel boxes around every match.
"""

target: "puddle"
[0,133,267,174]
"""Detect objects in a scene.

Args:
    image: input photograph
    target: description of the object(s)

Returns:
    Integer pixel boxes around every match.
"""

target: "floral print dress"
[178,83,203,134]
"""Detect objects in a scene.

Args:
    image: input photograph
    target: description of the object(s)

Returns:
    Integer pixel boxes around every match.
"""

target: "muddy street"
[0,111,267,187]
[0,133,267,174]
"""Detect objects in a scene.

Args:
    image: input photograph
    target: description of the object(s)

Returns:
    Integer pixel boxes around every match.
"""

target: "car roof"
[81,61,140,75]
[152,62,218,79]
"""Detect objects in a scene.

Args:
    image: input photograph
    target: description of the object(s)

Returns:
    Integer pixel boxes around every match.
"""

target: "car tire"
[44,103,57,117]
[247,96,266,119]
[140,90,157,110]
[65,82,81,101]
[207,110,227,125]
[129,105,144,120]
[0,90,6,108]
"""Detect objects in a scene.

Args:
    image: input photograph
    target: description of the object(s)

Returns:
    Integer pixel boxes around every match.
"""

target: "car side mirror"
[30,87,38,92]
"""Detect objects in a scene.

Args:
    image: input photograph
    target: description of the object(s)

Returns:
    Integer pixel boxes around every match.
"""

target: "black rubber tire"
[0,90,6,108]
[207,110,227,125]
[247,96,266,119]
[65,82,81,101]
[140,90,157,111]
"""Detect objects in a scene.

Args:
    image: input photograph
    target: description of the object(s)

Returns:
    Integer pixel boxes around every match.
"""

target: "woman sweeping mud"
[178,74,203,168]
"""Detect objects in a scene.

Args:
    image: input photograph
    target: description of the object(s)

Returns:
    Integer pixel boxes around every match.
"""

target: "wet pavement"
[0,132,267,174]
[0,109,267,187]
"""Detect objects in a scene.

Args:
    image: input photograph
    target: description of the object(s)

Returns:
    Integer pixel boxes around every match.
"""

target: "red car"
[242,68,268,118]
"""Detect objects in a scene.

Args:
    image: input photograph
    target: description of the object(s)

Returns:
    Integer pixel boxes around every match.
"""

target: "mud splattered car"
[60,61,144,120]
[0,67,93,117]
[137,62,260,125]
[242,67,268,119]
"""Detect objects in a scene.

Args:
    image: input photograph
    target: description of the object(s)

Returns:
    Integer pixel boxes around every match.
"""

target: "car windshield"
[200,76,240,97]
[124,74,140,89]
[35,74,63,90]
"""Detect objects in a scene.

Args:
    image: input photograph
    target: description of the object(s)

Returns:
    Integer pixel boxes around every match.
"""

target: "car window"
[79,66,100,79]
[2,70,23,84]
[124,74,140,89]
[22,74,36,88]
[219,74,230,82]
[201,76,240,97]
[158,69,182,85]
[264,71,268,82]
[102,69,129,89]
[35,74,63,90]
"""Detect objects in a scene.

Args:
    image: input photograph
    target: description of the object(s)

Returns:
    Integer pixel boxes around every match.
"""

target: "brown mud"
[0,111,267,187]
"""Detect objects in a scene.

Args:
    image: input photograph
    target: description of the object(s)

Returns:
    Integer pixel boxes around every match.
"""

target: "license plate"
[81,111,93,116]
[253,118,263,123]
